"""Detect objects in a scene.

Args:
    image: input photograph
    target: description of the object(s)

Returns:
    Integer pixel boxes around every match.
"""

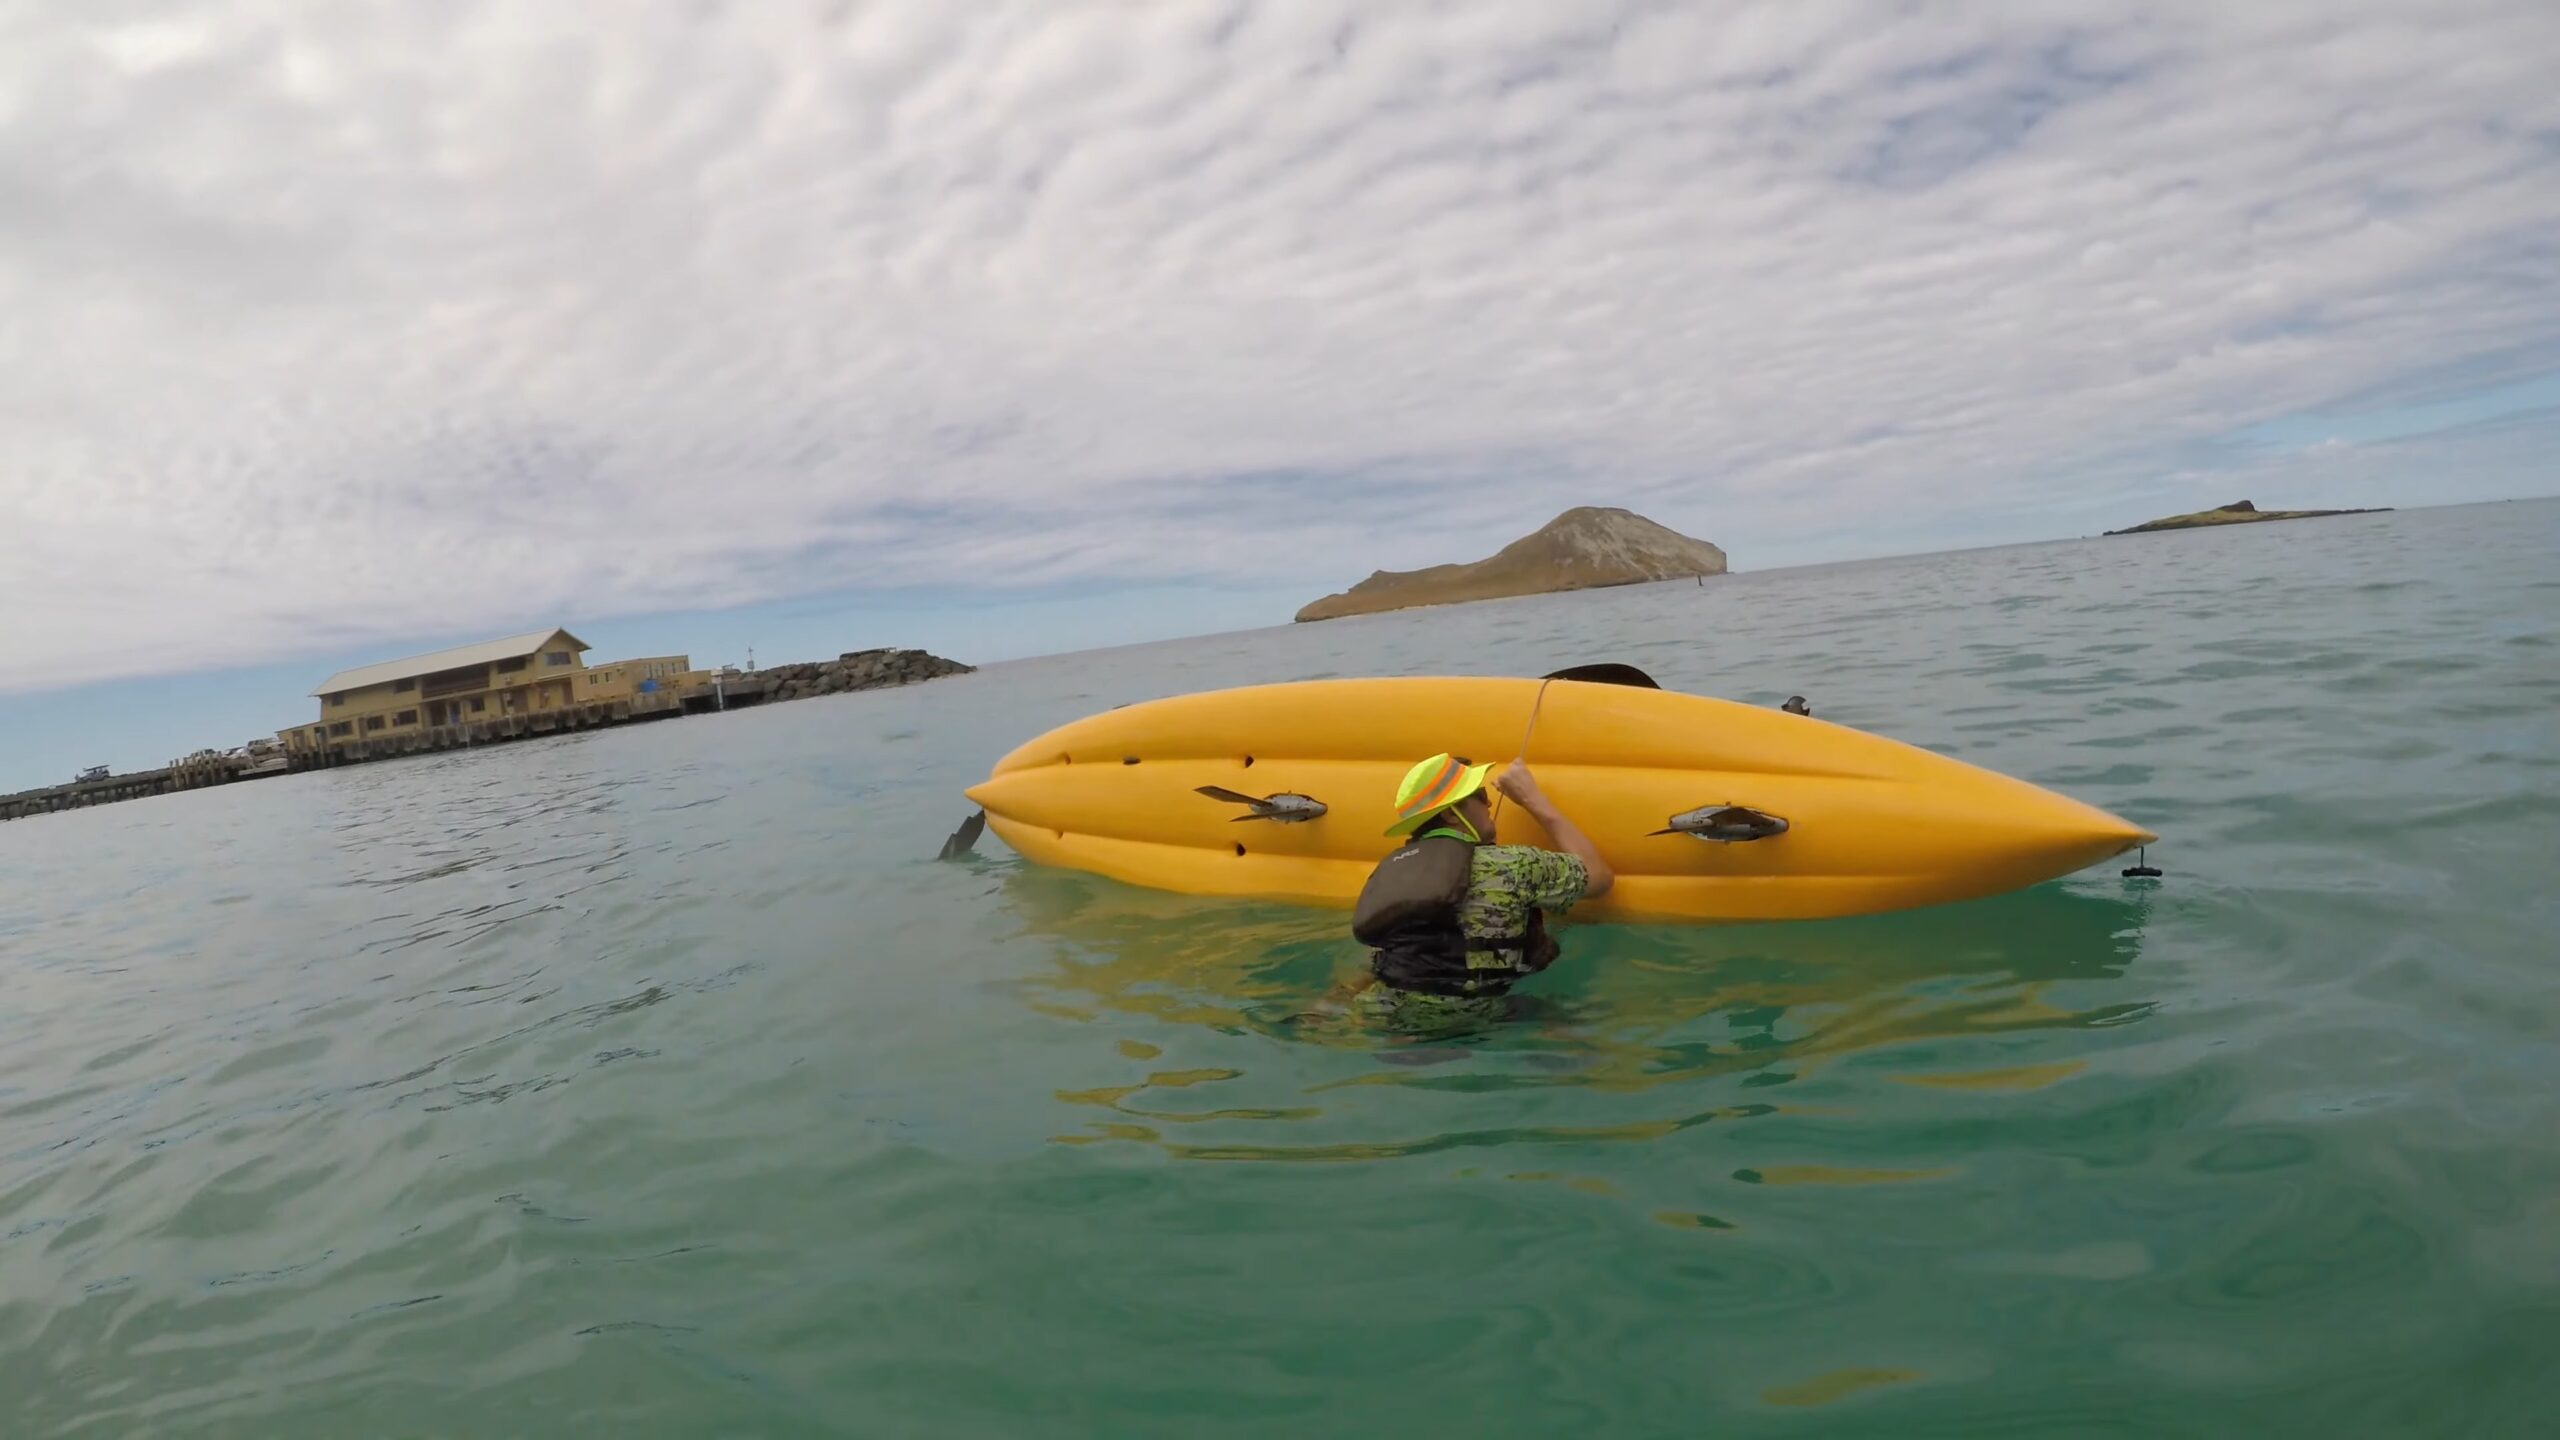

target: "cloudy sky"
[4,0,2558,782]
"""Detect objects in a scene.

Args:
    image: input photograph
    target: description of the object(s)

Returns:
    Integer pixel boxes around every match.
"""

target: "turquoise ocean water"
[4,498,2556,1436]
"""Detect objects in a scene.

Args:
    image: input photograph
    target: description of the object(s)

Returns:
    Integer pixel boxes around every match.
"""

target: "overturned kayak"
[960,674,2153,923]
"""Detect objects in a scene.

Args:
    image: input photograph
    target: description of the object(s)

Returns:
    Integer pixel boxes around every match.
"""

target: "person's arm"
[1496,763,1613,899]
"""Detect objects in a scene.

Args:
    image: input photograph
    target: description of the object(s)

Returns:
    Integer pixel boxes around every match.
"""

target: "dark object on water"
[937,809,986,860]
[1541,663,1661,689]
[2122,844,2162,879]
[1194,786,1329,822]
[1781,695,1811,716]
[1650,803,1790,842]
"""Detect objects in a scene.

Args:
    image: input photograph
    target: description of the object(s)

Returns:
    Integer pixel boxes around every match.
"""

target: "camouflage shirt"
[1454,844,1590,979]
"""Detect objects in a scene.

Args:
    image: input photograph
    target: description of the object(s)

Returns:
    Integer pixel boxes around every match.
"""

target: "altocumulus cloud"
[4,0,2557,690]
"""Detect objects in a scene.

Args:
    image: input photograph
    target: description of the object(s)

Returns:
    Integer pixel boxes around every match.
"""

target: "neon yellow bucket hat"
[1387,752,1493,836]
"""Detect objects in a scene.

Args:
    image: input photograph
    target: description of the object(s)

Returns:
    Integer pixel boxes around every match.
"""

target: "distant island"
[1295,506,1727,622]
[2104,498,2392,536]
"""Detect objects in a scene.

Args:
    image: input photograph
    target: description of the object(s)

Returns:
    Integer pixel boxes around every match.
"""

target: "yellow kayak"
[962,675,2154,923]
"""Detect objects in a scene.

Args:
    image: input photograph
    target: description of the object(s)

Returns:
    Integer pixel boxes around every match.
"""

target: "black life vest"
[1351,831,1560,997]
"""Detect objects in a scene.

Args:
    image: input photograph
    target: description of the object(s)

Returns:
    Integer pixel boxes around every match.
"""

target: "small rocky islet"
[1294,506,1728,622]
[2104,497,2392,536]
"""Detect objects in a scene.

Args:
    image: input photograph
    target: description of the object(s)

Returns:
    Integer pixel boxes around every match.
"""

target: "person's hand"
[1495,762,1547,808]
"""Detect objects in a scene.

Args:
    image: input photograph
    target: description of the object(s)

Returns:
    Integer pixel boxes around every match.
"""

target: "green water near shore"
[5,499,2557,1436]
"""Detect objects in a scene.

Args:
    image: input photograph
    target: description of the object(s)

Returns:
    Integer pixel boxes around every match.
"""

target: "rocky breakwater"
[756,647,974,703]
[1296,506,1727,622]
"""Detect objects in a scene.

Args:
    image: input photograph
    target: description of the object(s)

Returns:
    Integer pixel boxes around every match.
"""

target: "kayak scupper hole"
[1242,755,1255,768]
[1234,842,1247,857]
[1122,756,1140,765]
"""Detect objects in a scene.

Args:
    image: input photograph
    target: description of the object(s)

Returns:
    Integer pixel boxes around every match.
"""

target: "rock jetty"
[2105,498,2392,535]
[1296,506,1727,622]
[756,647,974,703]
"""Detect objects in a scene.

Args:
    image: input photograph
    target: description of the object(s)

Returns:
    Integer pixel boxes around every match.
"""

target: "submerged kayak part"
[1194,786,1329,823]
[1540,662,1662,689]
[962,676,2156,924]
[1650,804,1790,842]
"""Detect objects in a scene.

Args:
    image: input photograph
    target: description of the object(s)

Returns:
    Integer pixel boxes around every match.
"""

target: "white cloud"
[3,0,2558,689]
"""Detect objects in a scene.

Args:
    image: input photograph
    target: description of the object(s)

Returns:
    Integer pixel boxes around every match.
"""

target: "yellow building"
[573,655,693,704]
[279,628,697,755]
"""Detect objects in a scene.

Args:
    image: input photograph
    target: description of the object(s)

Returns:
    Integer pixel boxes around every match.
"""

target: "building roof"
[311,628,590,696]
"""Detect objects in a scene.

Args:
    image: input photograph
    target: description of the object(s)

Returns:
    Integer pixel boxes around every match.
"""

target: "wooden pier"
[280,692,704,773]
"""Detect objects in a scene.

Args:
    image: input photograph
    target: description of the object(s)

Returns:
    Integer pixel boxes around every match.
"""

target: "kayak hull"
[963,676,2154,923]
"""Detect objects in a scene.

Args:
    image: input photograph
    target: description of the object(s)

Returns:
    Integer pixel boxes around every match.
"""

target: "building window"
[329,722,352,737]
[496,657,526,673]
[330,693,345,707]
[545,651,572,667]
[365,716,385,731]
[394,709,417,726]
[468,697,485,713]
[393,678,415,692]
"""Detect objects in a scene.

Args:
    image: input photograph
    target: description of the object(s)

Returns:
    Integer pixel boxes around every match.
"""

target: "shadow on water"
[982,862,2158,1161]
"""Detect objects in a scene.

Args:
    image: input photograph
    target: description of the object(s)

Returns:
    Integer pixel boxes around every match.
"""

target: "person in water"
[1343,752,1616,1028]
